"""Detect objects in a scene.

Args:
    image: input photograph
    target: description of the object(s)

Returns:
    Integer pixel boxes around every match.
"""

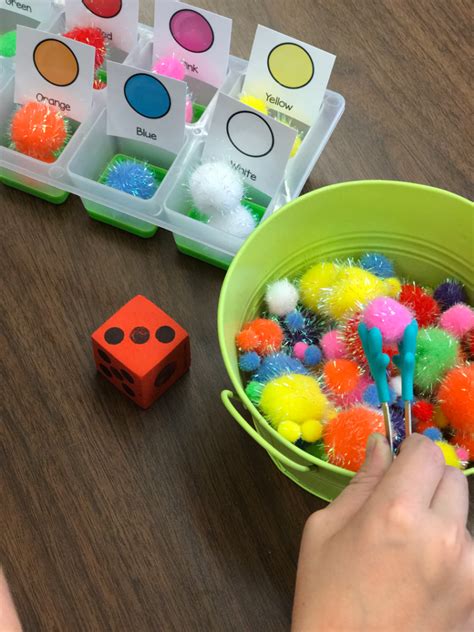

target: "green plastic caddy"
[218,180,474,501]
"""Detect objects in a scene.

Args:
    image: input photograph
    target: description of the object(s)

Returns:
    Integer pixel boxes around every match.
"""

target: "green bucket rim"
[217,180,474,479]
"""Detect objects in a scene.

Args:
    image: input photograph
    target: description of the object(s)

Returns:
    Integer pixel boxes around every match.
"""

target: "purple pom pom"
[390,406,406,451]
[104,160,158,200]
[433,281,467,311]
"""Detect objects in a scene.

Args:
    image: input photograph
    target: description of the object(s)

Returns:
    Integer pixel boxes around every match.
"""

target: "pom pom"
[454,432,474,461]
[321,330,347,360]
[265,279,299,317]
[301,419,323,443]
[455,447,470,467]
[438,365,474,434]
[93,77,107,90]
[209,205,256,238]
[323,406,385,472]
[323,266,389,320]
[10,102,68,163]
[389,375,402,397]
[342,313,367,366]
[0,30,17,58]
[360,252,395,279]
[463,330,474,360]
[260,373,328,427]
[152,55,185,81]
[190,161,244,217]
[293,342,308,361]
[239,94,269,114]
[390,406,406,450]
[415,416,436,434]
[412,400,435,423]
[236,319,284,356]
[433,405,449,429]
[238,352,261,373]
[363,297,414,344]
[363,383,396,408]
[245,380,264,405]
[385,277,402,298]
[299,262,341,312]
[185,96,194,123]
[439,304,474,338]
[277,420,301,443]
[64,27,107,70]
[285,310,305,333]
[414,327,459,391]
[399,284,440,328]
[104,159,158,199]
[323,359,366,407]
[433,281,468,311]
[290,133,303,158]
[434,441,462,469]
[423,427,443,441]
[254,352,307,383]
[304,345,322,367]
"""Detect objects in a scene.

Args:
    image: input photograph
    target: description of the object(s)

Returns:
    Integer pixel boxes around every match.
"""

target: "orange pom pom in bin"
[438,365,474,434]
[10,102,68,163]
[236,319,283,356]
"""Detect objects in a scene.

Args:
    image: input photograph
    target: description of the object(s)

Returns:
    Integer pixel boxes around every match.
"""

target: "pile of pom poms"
[9,102,69,163]
[235,255,474,472]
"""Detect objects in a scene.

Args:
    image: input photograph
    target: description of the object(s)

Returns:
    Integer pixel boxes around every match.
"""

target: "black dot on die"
[104,327,124,345]
[121,370,134,384]
[155,362,176,387]
[111,367,123,381]
[99,364,112,378]
[130,326,150,344]
[122,384,135,397]
[155,326,176,343]
[98,348,111,363]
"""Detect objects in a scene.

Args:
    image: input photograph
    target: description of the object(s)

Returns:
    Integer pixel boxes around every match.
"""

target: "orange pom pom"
[236,319,283,356]
[10,102,67,163]
[324,359,361,394]
[454,431,474,461]
[438,365,474,434]
[323,406,385,472]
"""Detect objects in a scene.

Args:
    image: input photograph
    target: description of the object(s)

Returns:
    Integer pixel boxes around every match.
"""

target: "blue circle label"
[124,74,171,119]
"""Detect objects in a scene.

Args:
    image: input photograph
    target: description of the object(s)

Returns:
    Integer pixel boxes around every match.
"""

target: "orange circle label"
[33,39,79,87]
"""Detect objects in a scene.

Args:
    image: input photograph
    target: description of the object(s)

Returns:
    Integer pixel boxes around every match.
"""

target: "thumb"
[327,433,392,525]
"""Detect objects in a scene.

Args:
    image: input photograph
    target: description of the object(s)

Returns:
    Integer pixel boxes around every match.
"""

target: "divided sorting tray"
[0,9,345,269]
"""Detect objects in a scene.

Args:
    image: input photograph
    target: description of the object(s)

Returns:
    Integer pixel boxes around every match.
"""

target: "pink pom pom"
[363,297,413,344]
[456,447,470,463]
[185,96,194,123]
[321,330,346,360]
[294,342,308,361]
[439,304,474,338]
[152,55,185,81]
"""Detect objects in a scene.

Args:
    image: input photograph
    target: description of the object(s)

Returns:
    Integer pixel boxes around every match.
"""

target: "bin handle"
[221,390,313,474]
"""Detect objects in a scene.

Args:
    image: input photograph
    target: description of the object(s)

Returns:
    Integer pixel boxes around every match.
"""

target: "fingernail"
[365,434,377,462]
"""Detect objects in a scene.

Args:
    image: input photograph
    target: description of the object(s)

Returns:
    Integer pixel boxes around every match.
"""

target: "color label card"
[1,0,51,22]
[242,25,336,127]
[107,61,186,154]
[14,26,95,121]
[65,0,139,53]
[153,1,232,88]
[202,93,296,198]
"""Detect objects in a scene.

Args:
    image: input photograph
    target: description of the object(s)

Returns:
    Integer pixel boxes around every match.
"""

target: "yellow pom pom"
[434,441,462,469]
[240,94,268,115]
[326,407,338,420]
[260,373,328,427]
[433,406,449,429]
[290,134,302,158]
[301,419,323,443]
[278,421,301,443]
[300,262,341,312]
[325,267,387,320]
[385,277,402,298]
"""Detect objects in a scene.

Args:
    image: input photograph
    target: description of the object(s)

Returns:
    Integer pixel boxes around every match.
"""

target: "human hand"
[292,433,474,632]
[0,570,22,632]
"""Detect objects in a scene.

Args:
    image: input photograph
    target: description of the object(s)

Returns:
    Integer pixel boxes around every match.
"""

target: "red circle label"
[82,0,122,19]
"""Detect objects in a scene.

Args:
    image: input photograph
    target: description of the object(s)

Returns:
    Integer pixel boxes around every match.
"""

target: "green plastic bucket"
[218,180,474,501]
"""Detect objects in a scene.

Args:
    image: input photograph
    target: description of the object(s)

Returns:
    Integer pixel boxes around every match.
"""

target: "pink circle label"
[169,9,214,54]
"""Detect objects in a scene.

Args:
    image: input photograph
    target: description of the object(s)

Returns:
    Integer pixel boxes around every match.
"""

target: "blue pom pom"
[104,160,158,200]
[363,384,396,408]
[423,427,443,441]
[433,281,467,311]
[285,310,305,333]
[360,252,395,279]
[239,351,261,372]
[254,352,308,383]
[303,345,322,366]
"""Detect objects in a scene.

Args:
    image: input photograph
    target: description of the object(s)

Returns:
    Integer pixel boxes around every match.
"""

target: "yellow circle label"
[267,43,314,89]
[33,39,79,87]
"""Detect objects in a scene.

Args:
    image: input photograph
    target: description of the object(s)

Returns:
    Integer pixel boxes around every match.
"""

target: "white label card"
[1,0,51,22]
[153,1,232,88]
[107,61,186,154]
[14,26,95,122]
[202,93,296,198]
[64,0,139,53]
[242,25,336,127]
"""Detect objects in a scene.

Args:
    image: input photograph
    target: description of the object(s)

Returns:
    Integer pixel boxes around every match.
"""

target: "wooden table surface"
[1,1,472,630]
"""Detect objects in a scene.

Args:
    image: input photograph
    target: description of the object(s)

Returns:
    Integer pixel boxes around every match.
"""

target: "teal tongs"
[358,320,418,454]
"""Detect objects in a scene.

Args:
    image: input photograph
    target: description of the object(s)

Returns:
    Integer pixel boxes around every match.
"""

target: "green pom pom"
[0,31,17,58]
[245,380,264,405]
[414,327,459,391]
[304,440,328,461]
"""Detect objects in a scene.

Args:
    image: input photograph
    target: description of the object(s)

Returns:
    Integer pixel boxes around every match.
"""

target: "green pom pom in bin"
[218,180,473,501]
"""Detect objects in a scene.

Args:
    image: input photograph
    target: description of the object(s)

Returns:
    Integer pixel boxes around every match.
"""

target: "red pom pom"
[412,400,435,423]
[454,431,474,461]
[438,365,474,434]
[463,330,474,360]
[342,313,367,366]
[415,417,436,434]
[64,27,107,70]
[236,319,284,356]
[399,284,440,328]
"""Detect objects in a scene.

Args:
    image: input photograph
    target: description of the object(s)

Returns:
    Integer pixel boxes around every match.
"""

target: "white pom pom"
[389,375,402,398]
[209,204,256,238]
[265,279,299,316]
[189,161,244,217]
